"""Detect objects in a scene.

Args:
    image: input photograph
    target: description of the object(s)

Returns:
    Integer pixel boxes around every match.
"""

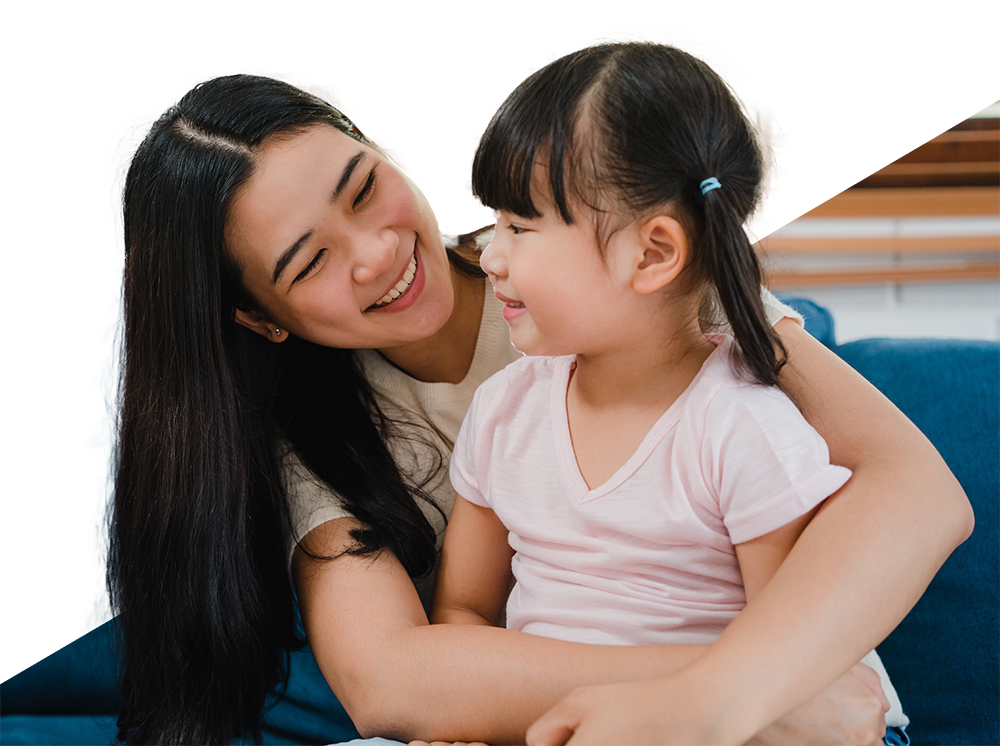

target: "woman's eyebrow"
[273,230,315,285]
[332,151,366,201]
[271,150,367,285]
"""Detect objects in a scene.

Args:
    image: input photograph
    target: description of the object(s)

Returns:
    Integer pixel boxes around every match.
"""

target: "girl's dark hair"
[109,75,461,744]
[472,42,786,385]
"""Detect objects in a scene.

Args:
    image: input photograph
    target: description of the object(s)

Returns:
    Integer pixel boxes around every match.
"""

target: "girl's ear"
[631,215,689,294]
[233,308,288,343]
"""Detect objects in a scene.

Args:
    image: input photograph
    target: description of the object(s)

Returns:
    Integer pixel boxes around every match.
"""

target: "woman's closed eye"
[293,248,327,284]
[353,168,377,210]
[292,168,376,285]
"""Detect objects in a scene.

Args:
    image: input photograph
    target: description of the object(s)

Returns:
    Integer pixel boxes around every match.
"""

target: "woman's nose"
[351,229,399,285]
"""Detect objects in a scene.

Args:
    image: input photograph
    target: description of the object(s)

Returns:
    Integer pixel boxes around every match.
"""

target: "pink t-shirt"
[450,336,852,646]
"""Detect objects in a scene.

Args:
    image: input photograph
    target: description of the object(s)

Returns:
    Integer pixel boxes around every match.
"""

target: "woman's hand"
[746,665,888,745]
[525,664,888,746]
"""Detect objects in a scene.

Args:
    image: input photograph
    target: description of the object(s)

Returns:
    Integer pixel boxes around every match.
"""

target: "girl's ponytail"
[699,178,786,386]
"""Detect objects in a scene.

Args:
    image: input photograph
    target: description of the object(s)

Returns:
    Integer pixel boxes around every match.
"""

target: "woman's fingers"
[849,662,891,712]
[525,691,583,745]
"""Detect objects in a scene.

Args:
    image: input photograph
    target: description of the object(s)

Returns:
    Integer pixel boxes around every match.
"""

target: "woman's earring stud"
[275,328,281,336]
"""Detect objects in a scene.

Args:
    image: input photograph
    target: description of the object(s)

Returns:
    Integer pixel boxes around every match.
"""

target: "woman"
[108,73,972,745]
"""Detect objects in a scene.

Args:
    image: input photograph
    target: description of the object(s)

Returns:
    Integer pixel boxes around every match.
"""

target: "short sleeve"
[700,287,803,335]
[447,357,534,510]
[705,385,851,545]
[282,444,353,566]
[761,287,802,327]
[448,388,491,509]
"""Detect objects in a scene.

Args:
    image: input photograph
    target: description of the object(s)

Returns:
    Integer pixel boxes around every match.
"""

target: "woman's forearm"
[295,518,706,743]
[680,320,973,742]
[374,623,707,742]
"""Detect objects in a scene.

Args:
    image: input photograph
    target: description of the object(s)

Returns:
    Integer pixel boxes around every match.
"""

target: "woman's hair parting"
[473,42,786,386]
[110,75,446,745]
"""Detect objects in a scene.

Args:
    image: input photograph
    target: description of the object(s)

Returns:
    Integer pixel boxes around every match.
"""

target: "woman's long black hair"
[109,75,469,744]
[472,42,786,386]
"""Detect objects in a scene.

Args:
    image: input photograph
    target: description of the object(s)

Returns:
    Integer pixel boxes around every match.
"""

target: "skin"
[228,126,483,383]
[230,125,973,743]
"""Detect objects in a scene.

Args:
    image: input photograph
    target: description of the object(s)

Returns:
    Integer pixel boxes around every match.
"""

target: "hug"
[7,41,987,746]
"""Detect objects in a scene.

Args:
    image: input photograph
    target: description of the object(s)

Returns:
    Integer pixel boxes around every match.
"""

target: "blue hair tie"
[700,177,722,195]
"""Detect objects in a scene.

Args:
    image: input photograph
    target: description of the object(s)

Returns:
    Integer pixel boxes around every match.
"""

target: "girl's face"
[226,125,455,352]
[481,193,644,358]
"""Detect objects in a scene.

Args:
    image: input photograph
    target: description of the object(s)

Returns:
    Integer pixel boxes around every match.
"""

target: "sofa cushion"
[837,337,999,745]
[777,294,837,348]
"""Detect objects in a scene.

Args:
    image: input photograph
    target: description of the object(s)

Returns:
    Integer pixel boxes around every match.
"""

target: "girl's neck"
[566,316,716,491]
[570,309,715,412]
[377,268,485,384]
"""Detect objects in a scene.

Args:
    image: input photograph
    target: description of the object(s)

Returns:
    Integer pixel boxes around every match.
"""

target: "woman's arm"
[294,516,707,744]
[701,319,973,736]
[527,319,973,744]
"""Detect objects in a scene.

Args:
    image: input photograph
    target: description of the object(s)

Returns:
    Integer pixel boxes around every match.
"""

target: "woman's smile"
[367,245,422,312]
[225,125,456,351]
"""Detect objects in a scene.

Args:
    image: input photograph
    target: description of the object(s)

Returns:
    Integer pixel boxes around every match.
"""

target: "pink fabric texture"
[450,336,852,646]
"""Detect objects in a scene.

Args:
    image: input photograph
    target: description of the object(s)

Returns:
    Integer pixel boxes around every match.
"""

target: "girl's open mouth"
[493,290,526,322]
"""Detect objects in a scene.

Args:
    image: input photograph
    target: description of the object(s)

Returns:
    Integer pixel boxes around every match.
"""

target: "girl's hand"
[525,665,887,746]
[409,741,490,746]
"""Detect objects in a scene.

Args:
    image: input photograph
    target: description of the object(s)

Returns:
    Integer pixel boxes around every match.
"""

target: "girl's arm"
[431,495,514,627]
[526,319,973,744]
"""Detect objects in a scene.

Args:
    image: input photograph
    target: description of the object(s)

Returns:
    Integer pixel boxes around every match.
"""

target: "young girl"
[433,42,909,742]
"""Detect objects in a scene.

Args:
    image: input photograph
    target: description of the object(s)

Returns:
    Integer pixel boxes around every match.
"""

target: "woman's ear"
[233,308,288,343]
[630,215,689,294]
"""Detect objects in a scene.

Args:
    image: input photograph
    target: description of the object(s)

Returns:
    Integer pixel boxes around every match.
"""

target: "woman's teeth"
[372,255,417,308]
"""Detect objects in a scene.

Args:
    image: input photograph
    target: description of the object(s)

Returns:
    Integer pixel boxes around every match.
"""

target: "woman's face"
[226,125,455,351]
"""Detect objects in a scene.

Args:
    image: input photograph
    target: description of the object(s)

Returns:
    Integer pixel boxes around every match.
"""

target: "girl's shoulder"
[696,337,820,442]
[472,354,573,412]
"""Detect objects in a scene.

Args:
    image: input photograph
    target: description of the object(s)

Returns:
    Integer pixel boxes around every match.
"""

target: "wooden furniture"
[758,117,999,289]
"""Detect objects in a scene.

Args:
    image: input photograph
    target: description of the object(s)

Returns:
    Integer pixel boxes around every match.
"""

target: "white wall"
[765,214,1000,343]
[788,280,1000,343]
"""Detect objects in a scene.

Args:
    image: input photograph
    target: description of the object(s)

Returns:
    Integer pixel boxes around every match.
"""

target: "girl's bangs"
[472,107,551,220]
[472,56,598,224]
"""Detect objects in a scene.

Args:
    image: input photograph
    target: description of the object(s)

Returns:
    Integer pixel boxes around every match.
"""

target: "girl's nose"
[351,229,399,285]
[479,234,507,279]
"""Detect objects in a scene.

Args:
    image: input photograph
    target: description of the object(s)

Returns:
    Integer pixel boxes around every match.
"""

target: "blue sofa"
[3,298,997,745]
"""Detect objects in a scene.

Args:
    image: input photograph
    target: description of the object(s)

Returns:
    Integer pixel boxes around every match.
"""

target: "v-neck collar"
[550,339,727,502]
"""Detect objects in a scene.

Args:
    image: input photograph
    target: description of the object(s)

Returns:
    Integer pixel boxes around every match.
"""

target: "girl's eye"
[353,169,377,210]
[490,215,527,236]
[293,248,327,284]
